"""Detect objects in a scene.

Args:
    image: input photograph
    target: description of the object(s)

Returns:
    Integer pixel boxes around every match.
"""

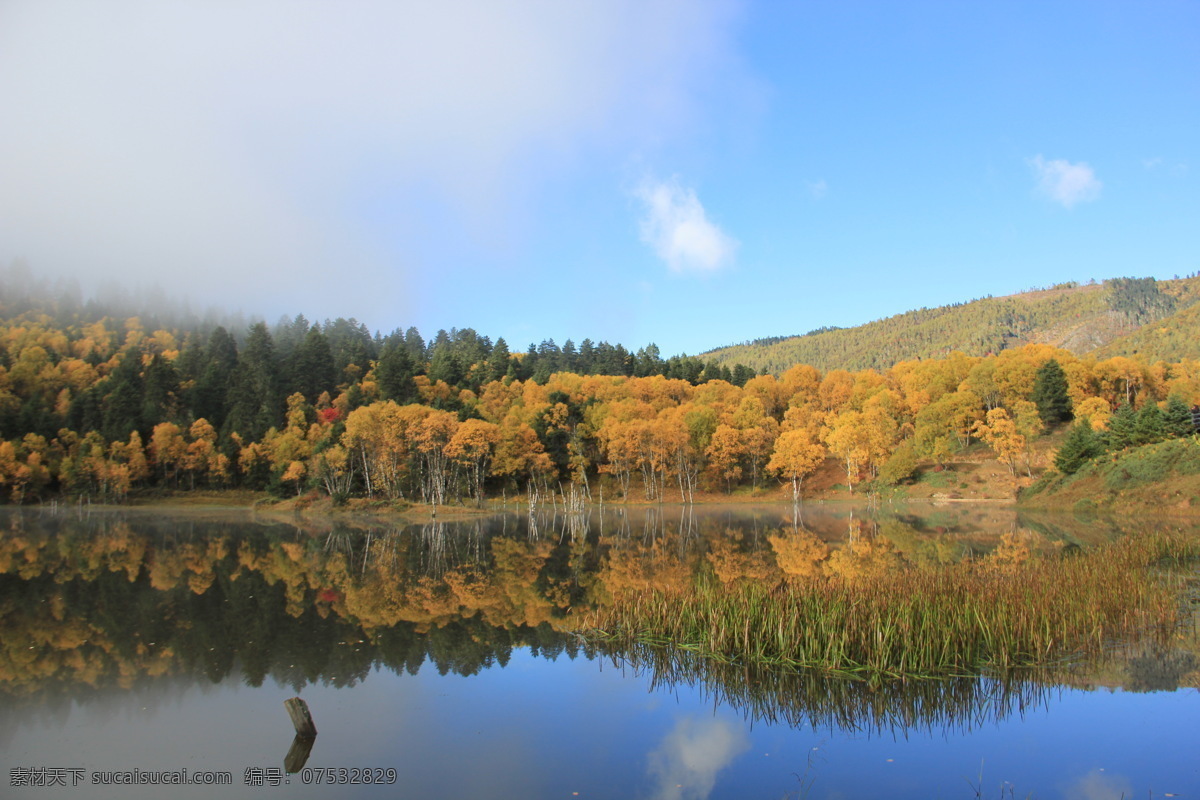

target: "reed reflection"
[605,643,1058,738]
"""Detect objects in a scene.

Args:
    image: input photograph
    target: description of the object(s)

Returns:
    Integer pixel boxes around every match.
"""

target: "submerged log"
[284,697,317,737]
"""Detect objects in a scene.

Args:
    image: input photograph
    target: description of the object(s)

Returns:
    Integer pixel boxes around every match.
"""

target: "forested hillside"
[1,263,1198,507]
[706,276,1200,374]
[1091,299,1200,363]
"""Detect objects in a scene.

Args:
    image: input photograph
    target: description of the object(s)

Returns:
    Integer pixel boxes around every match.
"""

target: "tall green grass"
[585,532,1199,680]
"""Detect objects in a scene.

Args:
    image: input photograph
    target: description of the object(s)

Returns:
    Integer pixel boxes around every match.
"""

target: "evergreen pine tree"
[194,326,239,430]
[1032,359,1072,427]
[1055,418,1104,474]
[376,344,417,403]
[486,338,511,383]
[577,339,596,373]
[140,354,181,431]
[731,364,756,387]
[561,339,578,373]
[1133,402,1166,446]
[288,328,337,401]
[1163,395,1195,438]
[402,326,426,362]
[102,351,145,442]
[1104,402,1138,449]
[223,322,282,441]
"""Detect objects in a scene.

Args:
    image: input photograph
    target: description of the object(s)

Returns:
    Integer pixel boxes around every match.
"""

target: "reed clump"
[585,531,1199,680]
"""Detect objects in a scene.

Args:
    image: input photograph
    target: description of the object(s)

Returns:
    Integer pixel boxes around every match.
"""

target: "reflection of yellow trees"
[986,531,1034,575]
[824,535,903,581]
[768,529,829,579]
[0,511,1131,692]
[706,531,776,584]
[1,520,587,691]
[0,603,179,694]
[593,538,693,602]
[878,520,964,566]
[149,536,229,594]
[325,536,562,630]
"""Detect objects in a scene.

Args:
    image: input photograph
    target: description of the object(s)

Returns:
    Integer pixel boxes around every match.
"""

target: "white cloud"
[636,177,737,273]
[0,0,742,318]
[645,716,749,800]
[1030,155,1102,208]
[808,179,828,200]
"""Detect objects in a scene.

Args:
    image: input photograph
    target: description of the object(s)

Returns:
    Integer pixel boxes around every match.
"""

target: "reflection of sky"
[3,651,1200,799]
[1063,769,1133,800]
[645,716,749,800]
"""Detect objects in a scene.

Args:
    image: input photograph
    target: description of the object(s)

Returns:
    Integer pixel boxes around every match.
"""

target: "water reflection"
[645,716,749,800]
[607,643,1056,738]
[1065,769,1135,800]
[1,504,1197,740]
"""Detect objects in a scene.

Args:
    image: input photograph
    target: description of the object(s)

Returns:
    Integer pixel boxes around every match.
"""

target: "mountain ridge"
[705,276,1200,374]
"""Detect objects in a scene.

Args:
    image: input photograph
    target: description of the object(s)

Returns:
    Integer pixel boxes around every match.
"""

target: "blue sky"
[1,1,1196,356]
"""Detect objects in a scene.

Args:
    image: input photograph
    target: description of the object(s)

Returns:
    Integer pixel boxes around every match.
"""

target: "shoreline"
[13,487,1200,522]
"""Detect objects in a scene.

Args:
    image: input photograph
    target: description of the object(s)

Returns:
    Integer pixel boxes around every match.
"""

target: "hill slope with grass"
[1020,437,1200,514]
[707,276,1200,374]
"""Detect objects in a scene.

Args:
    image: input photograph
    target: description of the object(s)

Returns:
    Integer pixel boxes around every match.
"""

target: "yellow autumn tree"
[823,410,870,493]
[971,408,1026,477]
[767,429,826,502]
[1073,396,1113,431]
[445,418,501,503]
[411,408,459,505]
[492,412,554,495]
[149,422,187,486]
[705,424,744,494]
[183,418,229,488]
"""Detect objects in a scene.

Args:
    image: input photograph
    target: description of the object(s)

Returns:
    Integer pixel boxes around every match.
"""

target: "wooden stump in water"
[284,697,317,737]
[284,733,316,773]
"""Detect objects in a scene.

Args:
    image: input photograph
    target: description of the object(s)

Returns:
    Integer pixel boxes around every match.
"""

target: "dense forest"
[1,263,1198,506]
[705,275,1200,373]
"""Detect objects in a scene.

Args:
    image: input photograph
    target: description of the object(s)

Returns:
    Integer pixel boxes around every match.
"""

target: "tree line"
[1,287,1199,505]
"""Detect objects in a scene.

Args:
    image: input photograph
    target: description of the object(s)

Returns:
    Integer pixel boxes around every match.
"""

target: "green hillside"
[706,276,1200,374]
[1092,297,1200,363]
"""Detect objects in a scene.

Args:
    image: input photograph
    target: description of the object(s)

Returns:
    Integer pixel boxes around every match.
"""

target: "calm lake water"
[1,504,1198,799]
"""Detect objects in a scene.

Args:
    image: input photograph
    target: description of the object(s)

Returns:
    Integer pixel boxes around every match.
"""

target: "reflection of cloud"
[1029,155,1102,208]
[645,716,750,800]
[636,177,737,274]
[1063,769,1132,800]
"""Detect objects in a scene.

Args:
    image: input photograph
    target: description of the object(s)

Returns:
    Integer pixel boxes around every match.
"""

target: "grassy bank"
[1020,437,1200,514]
[585,531,1200,680]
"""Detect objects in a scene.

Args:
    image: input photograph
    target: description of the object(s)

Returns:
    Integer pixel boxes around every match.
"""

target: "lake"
[2,503,1198,799]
